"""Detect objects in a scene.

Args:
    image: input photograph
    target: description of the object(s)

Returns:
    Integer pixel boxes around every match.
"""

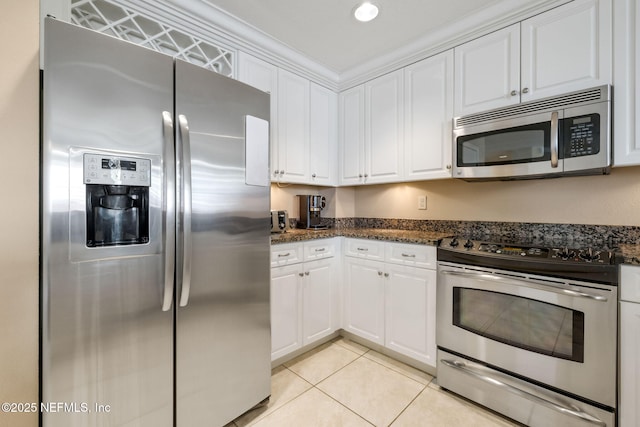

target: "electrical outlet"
[418,195,427,210]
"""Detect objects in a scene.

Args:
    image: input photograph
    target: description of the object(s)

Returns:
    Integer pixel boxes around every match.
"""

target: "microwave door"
[453,110,564,180]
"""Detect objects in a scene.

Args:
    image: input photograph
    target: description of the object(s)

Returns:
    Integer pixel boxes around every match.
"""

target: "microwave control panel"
[83,153,151,186]
[563,114,600,158]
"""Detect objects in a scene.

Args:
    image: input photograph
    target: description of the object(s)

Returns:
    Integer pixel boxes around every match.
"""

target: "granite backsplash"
[291,217,640,249]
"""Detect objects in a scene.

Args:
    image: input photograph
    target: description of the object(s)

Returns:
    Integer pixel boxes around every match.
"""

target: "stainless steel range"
[437,237,620,427]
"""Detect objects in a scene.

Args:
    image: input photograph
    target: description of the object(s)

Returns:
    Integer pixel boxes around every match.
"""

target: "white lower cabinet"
[302,258,335,345]
[385,264,437,366]
[271,263,303,360]
[620,301,640,427]
[343,238,437,368]
[270,239,338,361]
[620,265,640,427]
[343,257,386,345]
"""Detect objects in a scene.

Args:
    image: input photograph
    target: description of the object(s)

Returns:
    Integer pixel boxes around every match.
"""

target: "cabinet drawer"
[304,239,336,261]
[621,265,640,303]
[385,242,436,269]
[271,243,304,267]
[344,238,385,260]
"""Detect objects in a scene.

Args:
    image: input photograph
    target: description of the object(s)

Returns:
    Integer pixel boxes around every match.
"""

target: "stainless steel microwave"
[452,85,611,181]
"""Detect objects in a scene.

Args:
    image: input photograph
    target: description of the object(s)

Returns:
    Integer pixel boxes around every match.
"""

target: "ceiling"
[196,0,508,74]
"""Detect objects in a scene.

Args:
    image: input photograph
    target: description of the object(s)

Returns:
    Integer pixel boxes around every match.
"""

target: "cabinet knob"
[364,173,368,178]
[358,174,363,178]
[510,90,518,96]
[312,173,316,178]
[273,170,279,175]
[280,170,285,175]
[298,273,304,277]
[446,164,452,170]
[522,87,529,94]
[304,271,310,276]
[378,271,383,276]
[384,273,389,278]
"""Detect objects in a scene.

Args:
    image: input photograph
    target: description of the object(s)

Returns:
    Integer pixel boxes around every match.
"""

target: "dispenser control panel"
[84,153,151,186]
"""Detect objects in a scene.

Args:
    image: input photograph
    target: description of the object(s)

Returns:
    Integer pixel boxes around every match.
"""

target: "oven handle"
[439,270,608,302]
[440,359,606,426]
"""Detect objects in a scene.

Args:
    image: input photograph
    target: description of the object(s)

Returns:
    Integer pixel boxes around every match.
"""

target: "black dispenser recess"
[83,153,151,247]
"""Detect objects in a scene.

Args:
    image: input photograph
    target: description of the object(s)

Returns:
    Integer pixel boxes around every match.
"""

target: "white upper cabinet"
[339,71,405,185]
[454,0,611,117]
[520,0,611,101]
[454,25,520,117]
[238,52,339,184]
[365,69,404,184]
[613,0,640,166]
[309,83,338,186]
[339,85,366,185]
[404,50,454,180]
[237,52,279,178]
[277,69,310,183]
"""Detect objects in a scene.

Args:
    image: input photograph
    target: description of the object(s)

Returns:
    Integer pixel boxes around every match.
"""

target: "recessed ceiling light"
[354,2,379,22]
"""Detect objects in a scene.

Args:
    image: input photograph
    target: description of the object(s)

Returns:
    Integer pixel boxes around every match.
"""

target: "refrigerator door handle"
[162,111,176,312]
[177,114,193,307]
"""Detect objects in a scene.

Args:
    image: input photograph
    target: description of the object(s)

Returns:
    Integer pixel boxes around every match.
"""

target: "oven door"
[436,262,617,408]
[453,110,563,180]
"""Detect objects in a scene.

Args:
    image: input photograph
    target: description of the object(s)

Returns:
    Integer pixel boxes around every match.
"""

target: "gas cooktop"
[438,236,622,285]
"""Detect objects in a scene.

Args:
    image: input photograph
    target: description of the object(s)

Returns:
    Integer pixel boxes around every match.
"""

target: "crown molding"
[338,0,571,90]
[116,0,340,91]
[116,0,570,93]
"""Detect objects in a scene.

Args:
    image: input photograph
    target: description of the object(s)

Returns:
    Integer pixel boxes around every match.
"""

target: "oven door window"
[457,122,550,167]
[453,288,584,362]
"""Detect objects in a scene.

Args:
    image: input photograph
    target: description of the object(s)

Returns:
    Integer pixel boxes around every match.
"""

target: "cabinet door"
[521,0,611,102]
[343,257,385,344]
[237,52,279,180]
[613,0,640,166]
[454,24,520,116]
[302,258,336,345]
[271,264,303,360]
[620,301,640,427]
[309,83,337,185]
[339,85,365,185]
[277,69,309,183]
[365,69,404,183]
[385,265,437,367]
[404,51,453,180]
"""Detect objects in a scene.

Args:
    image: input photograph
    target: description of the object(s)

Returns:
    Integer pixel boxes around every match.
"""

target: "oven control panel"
[440,237,613,265]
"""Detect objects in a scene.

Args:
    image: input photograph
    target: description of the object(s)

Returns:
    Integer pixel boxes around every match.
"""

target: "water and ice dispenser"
[84,153,151,247]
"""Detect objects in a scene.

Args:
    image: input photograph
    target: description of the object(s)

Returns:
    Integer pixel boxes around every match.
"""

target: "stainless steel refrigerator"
[41,18,271,426]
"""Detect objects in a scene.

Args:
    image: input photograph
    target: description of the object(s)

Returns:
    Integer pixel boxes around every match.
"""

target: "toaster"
[270,210,289,233]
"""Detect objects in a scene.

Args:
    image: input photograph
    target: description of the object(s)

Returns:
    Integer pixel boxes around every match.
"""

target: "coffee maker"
[298,195,327,229]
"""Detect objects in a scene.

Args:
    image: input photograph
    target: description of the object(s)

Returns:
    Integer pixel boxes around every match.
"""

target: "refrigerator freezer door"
[174,59,271,426]
[42,19,174,426]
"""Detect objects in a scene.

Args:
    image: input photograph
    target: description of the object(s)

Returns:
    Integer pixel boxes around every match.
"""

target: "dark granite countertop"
[271,227,640,266]
[618,244,640,265]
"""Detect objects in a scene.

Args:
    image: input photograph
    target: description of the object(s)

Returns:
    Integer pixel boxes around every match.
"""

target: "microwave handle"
[550,111,559,168]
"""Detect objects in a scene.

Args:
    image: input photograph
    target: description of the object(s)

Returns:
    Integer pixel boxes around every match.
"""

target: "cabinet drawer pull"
[315,248,326,252]
[356,247,369,252]
[401,253,416,258]
[278,252,291,257]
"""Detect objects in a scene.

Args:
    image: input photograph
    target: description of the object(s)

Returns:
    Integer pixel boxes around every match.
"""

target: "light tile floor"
[230,337,521,427]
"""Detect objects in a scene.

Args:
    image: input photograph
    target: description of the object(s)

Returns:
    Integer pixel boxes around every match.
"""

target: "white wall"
[0,1,39,426]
